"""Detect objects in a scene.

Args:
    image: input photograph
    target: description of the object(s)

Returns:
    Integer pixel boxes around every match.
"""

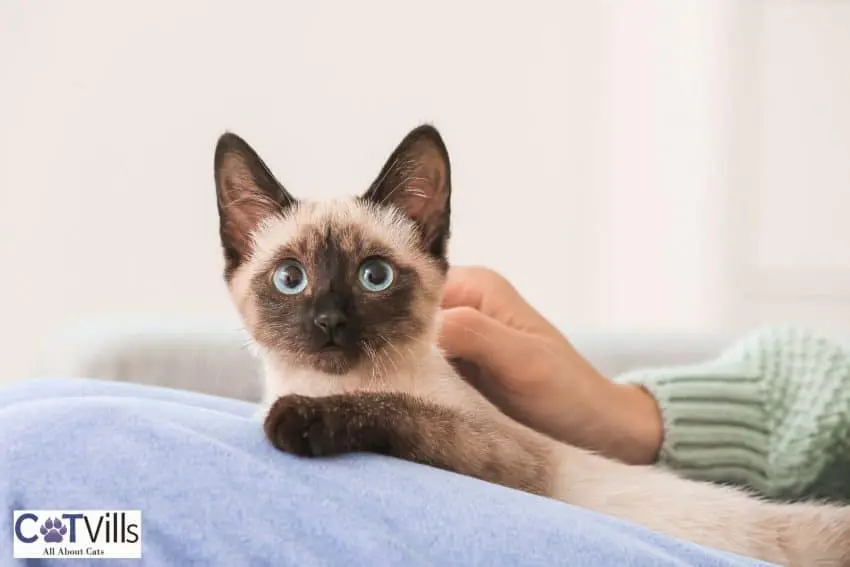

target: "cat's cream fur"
[217,128,850,567]
[234,202,849,566]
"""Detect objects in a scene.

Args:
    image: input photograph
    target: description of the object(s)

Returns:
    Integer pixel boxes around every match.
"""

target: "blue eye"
[273,261,308,295]
[358,258,394,292]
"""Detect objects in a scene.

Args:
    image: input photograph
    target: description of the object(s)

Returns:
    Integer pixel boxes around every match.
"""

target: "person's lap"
[0,378,772,567]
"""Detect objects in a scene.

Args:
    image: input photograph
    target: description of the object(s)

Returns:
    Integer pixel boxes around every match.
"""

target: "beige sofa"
[31,318,736,401]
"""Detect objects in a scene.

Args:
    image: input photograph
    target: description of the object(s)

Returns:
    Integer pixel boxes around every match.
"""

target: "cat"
[213,124,850,567]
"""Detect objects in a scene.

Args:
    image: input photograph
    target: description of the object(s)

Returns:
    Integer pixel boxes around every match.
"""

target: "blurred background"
[1,1,849,383]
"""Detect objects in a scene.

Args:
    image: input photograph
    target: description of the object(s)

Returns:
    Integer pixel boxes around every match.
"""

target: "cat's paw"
[264,394,355,457]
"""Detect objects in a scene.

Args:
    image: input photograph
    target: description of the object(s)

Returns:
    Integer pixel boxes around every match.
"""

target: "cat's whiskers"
[373,347,392,390]
[383,335,406,369]
[376,355,389,388]
[378,335,407,375]
[366,341,388,389]
[361,342,376,385]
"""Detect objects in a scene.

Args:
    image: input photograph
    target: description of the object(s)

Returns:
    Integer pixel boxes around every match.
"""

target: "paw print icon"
[39,517,67,543]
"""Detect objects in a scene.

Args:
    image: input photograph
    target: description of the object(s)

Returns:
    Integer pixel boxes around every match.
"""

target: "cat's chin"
[303,349,358,376]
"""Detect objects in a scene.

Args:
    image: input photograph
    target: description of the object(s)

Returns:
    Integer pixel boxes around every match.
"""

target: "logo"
[39,517,68,543]
[13,510,142,559]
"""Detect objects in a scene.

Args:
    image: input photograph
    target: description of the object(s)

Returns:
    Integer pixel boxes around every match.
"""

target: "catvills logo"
[13,510,142,559]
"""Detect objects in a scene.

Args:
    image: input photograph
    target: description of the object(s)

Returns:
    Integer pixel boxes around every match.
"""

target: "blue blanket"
[0,378,774,566]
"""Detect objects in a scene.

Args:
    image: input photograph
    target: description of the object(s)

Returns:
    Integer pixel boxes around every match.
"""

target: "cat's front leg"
[264,393,400,457]
[263,391,555,496]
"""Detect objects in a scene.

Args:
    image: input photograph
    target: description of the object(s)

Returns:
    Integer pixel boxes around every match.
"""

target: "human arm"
[439,267,850,501]
[614,325,850,501]
[437,266,664,465]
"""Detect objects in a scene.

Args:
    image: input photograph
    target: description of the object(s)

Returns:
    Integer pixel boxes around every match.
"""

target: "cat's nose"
[313,310,347,335]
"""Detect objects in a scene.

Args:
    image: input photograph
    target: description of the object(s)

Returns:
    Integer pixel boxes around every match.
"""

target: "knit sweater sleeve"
[614,325,850,501]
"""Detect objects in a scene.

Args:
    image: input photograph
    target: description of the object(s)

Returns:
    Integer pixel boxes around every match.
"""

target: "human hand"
[438,266,663,465]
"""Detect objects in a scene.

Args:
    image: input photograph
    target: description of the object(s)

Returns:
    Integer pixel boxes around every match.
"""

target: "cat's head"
[214,125,452,376]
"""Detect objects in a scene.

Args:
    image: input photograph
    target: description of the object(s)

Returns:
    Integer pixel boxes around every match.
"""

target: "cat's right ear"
[214,133,295,276]
[362,125,452,266]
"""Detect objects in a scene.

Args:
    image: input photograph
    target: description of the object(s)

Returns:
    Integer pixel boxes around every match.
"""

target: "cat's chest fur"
[256,346,479,417]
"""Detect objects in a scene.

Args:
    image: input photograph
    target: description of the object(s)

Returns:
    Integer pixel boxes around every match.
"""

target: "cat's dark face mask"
[214,125,452,375]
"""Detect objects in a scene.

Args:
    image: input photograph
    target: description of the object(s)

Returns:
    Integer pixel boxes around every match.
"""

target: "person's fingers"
[441,266,560,338]
[440,267,486,310]
[438,306,530,379]
[440,266,516,312]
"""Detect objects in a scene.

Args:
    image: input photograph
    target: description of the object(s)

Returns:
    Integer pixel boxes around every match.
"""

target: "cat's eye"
[273,260,308,295]
[358,258,394,292]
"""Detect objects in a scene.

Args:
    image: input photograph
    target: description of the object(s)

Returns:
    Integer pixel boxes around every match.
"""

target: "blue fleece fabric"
[0,378,775,567]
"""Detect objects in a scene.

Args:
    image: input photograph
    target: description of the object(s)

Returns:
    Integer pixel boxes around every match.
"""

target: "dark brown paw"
[264,395,348,457]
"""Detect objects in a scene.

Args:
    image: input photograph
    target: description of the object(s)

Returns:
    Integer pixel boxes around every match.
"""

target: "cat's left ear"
[362,124,451,264]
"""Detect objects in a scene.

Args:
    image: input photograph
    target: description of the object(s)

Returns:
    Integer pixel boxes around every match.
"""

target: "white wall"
[730,1,850,332]
[1,0,849,382]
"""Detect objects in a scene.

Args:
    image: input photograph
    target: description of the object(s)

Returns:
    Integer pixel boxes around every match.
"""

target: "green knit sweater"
[615,325,850,503]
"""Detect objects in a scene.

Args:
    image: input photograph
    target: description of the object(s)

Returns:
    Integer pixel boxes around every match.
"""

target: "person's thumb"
[438,307,529,380]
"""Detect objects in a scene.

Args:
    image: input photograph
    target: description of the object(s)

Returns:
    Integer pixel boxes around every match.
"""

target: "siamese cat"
[214,124,850,566]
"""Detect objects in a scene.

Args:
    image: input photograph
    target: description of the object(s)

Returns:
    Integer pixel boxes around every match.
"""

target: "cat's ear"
[214,132,295,275]
[362,124,451,263]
